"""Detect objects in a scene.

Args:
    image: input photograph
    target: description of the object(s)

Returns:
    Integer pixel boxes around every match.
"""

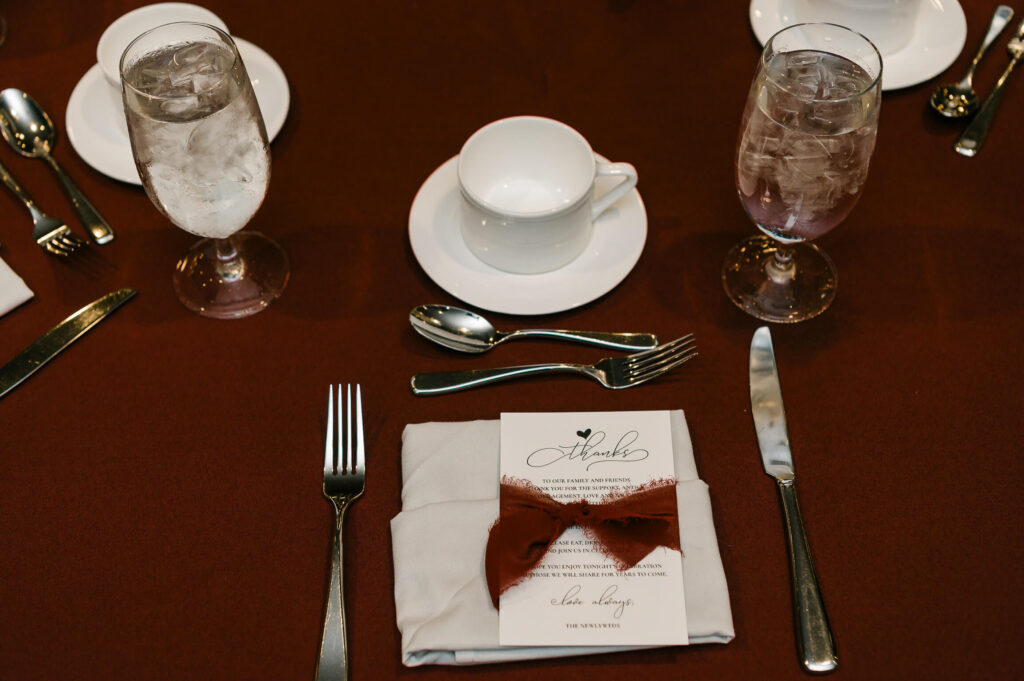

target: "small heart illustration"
[576,428,592,439]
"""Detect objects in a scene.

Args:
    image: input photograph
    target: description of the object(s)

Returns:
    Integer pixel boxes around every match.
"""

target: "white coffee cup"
[97,3,228,88]
[457,116,637,275]
[792,0,922,55]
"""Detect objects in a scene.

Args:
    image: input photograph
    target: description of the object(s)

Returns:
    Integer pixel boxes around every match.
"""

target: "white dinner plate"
[748,0,967,90]
[408,155,648,316]
[66,37,289,185]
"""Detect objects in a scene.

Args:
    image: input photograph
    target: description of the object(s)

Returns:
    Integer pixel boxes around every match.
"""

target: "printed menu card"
[497,411,687,647]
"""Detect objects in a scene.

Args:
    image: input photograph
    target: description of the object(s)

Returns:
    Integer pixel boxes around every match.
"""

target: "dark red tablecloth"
[1,2,1021,680]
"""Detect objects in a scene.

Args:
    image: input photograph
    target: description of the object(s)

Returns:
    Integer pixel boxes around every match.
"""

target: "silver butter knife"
[750,326,838,674]
[0,288,136,400]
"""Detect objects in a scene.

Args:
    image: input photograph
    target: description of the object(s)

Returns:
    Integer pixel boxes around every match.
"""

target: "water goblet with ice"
[120,21,288,318]
[722,23,881,323]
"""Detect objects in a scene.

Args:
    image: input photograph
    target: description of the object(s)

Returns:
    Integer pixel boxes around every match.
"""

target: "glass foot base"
[722,235,836,323]
[173,231,290,320]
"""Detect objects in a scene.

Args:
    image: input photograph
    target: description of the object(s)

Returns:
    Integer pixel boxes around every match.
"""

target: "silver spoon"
[0,89,114,244]
[410,304,659,353]
[930,5,1014,118]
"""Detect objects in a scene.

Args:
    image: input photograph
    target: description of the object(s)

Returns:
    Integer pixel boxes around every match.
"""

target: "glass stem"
[766,242,796,283]
[214,237,238,262]
[213,236,243,281]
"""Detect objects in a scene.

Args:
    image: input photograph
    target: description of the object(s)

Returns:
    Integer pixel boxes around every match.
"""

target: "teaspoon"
[0,89,114,244]
[410,304,659,353]
[929,6,1014,118]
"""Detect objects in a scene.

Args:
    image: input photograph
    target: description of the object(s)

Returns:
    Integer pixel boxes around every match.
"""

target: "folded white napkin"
[391,411,734,666]
[0,255,33,317]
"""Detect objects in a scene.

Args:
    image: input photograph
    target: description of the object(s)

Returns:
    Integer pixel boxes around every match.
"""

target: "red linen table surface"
[1,2,1020,680]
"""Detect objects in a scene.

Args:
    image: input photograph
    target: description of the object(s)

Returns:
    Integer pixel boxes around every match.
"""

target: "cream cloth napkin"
[0,255,33,317]
[391,411,734,666]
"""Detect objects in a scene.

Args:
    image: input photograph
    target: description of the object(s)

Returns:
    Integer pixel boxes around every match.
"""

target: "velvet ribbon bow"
[484,478,681,607]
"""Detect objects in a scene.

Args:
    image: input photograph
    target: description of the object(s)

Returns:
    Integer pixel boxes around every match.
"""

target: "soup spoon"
[929,6,1014,118]
[410,304,659,353]
[0,89,114,244]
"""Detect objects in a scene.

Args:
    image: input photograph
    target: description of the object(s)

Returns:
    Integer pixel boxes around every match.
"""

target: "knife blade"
[750,326,838,674]
[0,288,136,400]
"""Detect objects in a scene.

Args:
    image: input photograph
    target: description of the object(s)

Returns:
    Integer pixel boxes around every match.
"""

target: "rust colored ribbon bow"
[484,478,681,607]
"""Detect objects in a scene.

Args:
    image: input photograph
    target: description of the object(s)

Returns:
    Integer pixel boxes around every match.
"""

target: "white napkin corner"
[0,255,33,317]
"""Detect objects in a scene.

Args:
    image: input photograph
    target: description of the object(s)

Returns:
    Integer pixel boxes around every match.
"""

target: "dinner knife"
[0,288,136,400]
[749,326,838,674]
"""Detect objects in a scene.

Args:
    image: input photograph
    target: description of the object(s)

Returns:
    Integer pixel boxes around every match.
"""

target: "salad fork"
[317,384,366,681]
[411,334,697,395]
[0,157,85,256]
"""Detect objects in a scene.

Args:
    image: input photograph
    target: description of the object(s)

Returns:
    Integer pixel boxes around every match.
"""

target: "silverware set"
[955,14,1024,156]
[409,303,697,394]
[0,88,114,256]
[928,5,1022,156]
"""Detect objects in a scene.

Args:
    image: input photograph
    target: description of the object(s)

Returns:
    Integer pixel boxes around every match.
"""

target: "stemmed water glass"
[722,23,881,323]
[120,22,288,319]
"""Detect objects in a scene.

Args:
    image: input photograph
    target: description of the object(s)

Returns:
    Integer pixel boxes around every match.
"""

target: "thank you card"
[496,411,687,646]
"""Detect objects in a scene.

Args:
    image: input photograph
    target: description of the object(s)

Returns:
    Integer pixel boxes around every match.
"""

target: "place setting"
[0,3,293,402]
[365,21,876,675]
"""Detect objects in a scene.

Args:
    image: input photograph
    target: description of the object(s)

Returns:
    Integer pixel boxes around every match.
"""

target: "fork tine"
[342,382,350,473]
[45,240,71,256]
[627,336,696,372]
[625,333,693,360]
[56,231,85,251]
[354,384,364,474]
[61,232,86,249]
[56,238,81,254]
[631,349,698,382]
[324,384,334,475]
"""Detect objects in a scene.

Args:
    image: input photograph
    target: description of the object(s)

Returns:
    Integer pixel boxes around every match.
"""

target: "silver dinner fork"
[0,157,85,256]
[316,384,366,681]
[410,334,698,395]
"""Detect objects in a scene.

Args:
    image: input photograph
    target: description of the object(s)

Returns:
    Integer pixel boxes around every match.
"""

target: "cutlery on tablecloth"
[749,326,837,674]
[0,288,135,400]
[930,5,1014,118]
[411,304,659,353]
[0,155,86,257]
[317,384,366,681]
[955,18,1024,156]
[411,334,696,395]
[0,89,115,244]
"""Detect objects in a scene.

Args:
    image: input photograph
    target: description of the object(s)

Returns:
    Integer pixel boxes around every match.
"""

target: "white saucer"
[749,0,967,90]
[66,37,289,185]
[408,156,647,316]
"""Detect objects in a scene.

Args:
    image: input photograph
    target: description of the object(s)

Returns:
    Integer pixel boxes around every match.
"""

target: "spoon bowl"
[410,303,659,353]
[0,88,57,155]
[411,305,498,353]
[0,89,114,244]
[929,82,979,118]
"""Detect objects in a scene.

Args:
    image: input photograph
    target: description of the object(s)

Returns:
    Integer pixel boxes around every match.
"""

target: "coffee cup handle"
[591,161,638,220]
